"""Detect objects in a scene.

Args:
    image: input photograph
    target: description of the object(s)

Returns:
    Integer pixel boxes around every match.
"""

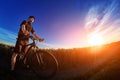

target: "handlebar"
[26,36,44,47]
[29,36,44,42]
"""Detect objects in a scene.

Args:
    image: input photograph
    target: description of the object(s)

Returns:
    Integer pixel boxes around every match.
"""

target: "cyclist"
[11,16,44,71]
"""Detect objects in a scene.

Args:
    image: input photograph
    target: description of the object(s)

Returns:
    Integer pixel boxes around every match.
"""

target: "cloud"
[0,27,17,45]
[85,0,120,43]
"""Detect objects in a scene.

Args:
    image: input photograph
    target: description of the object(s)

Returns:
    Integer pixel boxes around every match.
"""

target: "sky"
[0,0,120,48]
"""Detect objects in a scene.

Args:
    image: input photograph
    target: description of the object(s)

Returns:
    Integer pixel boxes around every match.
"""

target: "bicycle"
[12,36,58,79]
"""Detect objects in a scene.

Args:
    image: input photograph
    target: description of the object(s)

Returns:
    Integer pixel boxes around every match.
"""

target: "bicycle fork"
[35,52,44,65]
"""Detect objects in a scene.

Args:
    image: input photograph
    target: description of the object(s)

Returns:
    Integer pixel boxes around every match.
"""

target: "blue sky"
[0,0,120,48]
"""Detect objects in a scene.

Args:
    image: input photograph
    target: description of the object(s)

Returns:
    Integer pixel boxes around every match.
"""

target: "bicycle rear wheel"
[28,50,58,79]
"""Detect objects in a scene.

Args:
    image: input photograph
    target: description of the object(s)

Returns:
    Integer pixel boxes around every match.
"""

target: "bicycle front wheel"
[29,50,58,79]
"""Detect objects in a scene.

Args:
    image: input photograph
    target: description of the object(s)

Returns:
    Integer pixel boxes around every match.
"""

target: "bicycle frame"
[22,39,43,66]
[22,39,38,61]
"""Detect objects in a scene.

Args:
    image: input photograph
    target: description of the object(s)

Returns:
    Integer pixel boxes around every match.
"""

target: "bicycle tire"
[27,50,58,79]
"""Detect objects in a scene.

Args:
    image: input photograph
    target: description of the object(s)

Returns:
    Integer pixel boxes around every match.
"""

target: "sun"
[88,34,104,46]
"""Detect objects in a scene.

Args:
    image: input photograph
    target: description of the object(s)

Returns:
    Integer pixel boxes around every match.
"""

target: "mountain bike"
[13,36,58,79]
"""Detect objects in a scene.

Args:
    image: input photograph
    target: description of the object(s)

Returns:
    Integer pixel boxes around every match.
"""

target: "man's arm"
[21,24,29,35]
[33,32,40,39]
[33,32,44,41]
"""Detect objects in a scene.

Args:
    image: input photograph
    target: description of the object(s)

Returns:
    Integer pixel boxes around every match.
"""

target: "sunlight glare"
[88,34,104,46]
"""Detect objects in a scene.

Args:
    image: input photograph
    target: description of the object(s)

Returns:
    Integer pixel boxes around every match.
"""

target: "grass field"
[0,41,120,80]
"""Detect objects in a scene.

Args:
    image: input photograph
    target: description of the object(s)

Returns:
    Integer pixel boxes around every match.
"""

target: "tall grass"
[0,41,120,80]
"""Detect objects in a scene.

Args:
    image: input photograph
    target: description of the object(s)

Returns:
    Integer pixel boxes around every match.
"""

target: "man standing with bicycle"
[11,16,44,71]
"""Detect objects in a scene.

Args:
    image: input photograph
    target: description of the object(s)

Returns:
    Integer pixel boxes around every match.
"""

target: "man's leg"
[11,53,18,71]
[11,44,22,71]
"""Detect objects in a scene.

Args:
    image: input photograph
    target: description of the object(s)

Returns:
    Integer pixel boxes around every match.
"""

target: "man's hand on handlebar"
[38,38,44,42]
[30,36,44,42]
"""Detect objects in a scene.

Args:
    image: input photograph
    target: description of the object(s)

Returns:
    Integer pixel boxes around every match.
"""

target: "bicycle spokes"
[36,52,45,65]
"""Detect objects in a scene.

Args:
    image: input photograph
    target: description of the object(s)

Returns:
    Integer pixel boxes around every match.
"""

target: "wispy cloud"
[85,0,120,44]
[0,27,17,45]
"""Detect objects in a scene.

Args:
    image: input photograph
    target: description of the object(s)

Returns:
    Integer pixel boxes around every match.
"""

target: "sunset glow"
[88,34,104,46]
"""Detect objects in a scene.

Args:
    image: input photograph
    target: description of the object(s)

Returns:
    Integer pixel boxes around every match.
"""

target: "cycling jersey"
[18,20,35,40]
